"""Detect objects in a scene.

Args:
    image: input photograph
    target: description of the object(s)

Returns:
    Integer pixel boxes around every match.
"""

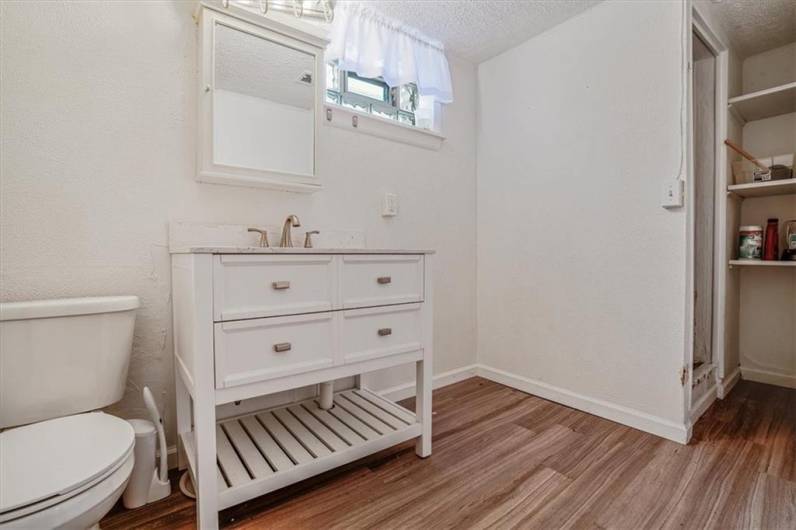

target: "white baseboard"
[166,445,179,471]
[689,385,717,424]
[377,364,479,402]
[475,365,689,444]
[717,367,741,398]
[741,367,796,389]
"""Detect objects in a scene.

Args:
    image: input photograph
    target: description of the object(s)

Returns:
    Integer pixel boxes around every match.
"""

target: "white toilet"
[0,296,140,529]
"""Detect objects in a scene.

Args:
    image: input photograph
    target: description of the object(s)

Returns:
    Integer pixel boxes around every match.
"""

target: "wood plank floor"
[101,377,795,529]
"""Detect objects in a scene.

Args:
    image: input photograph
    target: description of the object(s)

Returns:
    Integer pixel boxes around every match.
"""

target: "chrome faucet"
[279,215,301,247]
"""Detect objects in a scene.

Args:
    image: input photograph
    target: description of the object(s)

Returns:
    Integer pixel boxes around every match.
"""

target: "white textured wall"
[741,42,795,94]
[476,0,688,424]
[0,1,477,442]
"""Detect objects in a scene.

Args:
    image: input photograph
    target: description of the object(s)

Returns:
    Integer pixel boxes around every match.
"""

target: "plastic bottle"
[763,218,779,261]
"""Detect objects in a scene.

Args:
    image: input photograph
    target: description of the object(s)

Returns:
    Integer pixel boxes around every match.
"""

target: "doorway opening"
[687,10,728,428]
[692,31,717,376]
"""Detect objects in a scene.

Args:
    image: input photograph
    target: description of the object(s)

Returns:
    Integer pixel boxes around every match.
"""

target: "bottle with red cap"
[763,218,779,261]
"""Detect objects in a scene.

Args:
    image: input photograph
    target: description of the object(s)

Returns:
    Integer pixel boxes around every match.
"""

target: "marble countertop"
[170,246,435,255]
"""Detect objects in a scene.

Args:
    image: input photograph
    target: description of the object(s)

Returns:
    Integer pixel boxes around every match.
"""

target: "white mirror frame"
[196,2,328,193]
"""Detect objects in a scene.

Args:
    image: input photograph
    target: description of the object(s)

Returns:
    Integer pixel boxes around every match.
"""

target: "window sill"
[323,104,445,150]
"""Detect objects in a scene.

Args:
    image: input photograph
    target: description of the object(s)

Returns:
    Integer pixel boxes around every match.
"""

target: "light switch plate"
[382,192,398,217]
[662,180,684,209]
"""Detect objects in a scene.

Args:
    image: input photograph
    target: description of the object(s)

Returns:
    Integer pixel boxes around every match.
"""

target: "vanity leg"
[175,369,191,470]
[354,374,363,390]
[194,393,218,529]
[415,358,432,458]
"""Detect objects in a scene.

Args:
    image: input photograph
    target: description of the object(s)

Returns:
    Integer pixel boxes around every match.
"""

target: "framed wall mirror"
[197,5,326,192]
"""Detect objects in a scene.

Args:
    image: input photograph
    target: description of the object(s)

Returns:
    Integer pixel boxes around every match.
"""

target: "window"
[325,62,434,130]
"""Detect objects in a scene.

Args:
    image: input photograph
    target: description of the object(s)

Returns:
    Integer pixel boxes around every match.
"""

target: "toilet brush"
[143,387,172,502]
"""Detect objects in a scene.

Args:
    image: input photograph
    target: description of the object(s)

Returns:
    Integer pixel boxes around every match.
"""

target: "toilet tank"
[0,296,139,429]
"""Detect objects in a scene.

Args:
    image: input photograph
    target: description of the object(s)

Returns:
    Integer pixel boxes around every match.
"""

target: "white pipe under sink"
[319,381,334,409]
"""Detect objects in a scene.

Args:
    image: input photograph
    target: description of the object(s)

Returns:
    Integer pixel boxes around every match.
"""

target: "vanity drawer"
[213,255,335,321]
[341,304,423,363]
[341,255,423,309]
[214,312,336,388]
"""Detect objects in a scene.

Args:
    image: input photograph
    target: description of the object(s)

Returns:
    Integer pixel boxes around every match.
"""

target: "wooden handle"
[724,140,768,170]
[377,276,392,285]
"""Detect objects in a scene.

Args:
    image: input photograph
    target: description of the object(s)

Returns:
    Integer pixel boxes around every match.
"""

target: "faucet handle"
[247,228,269,248]
[304,230,320,248]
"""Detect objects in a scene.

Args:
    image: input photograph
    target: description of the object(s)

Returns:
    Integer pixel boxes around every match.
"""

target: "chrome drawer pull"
[272,281,290,290]
[273,342,292,353]
[377,276,392,285]
[378,328,392,337]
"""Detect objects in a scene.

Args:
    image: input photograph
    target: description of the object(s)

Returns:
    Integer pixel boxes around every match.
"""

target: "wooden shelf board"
[729,260,796,268]
[182,388,421,510]
[727,178,796,198]
[727,81,796,122]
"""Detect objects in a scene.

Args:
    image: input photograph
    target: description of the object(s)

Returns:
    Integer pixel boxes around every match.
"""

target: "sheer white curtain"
[326,2,453,104]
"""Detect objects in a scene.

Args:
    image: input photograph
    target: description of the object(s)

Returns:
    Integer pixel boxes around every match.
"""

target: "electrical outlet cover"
[662,180,684,209]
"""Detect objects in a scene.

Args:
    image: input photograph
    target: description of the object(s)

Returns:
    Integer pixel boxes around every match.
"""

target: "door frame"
[684,3,729,434]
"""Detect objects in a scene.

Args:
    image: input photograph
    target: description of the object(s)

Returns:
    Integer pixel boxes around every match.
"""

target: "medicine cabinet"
[196,2,328,192]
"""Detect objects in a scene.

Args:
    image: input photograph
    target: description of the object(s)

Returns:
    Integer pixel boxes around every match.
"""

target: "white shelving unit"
[181,389,421,511]
[729,260,796,268]
[727,178,796,198]
[727,81,796,123]
[716,29,796,402]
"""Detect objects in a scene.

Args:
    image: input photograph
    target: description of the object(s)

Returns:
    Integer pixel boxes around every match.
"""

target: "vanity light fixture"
[224,0,334,22]
[292,0,303,18]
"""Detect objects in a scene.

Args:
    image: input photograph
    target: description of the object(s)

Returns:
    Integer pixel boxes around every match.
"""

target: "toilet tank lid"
[0,296,139,322]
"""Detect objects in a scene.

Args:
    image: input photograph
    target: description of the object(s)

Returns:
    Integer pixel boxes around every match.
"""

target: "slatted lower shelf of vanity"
[181,389,420,509]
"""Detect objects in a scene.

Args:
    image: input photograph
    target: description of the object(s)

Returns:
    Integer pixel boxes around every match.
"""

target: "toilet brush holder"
[122,387,171,509]
[124,419,158,509]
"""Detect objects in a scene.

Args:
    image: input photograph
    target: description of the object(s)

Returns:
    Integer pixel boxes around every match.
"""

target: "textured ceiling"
[357,0,602,63]
[700,0,796,58]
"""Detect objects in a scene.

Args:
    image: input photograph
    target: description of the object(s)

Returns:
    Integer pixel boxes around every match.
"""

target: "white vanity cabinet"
[171,249,433,529]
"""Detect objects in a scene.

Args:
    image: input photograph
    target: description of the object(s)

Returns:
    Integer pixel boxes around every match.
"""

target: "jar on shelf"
[738,225,763,260]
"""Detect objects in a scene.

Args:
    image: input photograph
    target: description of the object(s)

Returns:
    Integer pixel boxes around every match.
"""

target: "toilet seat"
[0,412,134,522]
